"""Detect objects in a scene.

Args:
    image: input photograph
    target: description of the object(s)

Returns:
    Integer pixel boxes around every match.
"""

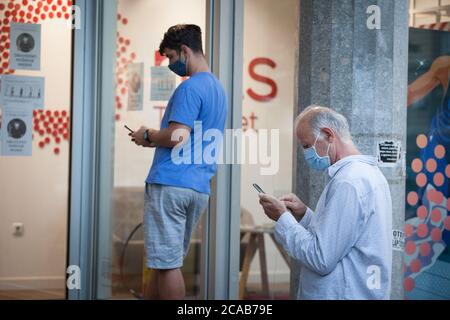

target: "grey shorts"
[144,183,209,269]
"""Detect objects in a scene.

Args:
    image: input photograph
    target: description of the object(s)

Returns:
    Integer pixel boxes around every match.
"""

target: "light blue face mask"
[303,134,331,171]
[168,52,187,77]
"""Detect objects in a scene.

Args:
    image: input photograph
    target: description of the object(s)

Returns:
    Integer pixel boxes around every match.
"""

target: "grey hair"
[295,105,352,141]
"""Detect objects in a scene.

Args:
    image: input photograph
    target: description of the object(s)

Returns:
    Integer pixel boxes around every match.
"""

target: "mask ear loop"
[313,133,320,147]
[181,50,189,76]
[315,132,331,158]
[186,54,189,75]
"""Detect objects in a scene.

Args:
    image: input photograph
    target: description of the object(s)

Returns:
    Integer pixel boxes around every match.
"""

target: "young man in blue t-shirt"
[130,24,227,300]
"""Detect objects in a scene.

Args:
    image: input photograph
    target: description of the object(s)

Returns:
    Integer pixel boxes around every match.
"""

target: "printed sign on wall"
[377,140,402,167]
[9,22,41,71]
[150,66,176,101]
[1,105,32,156]
[127,63,144,111]
[0,75,45,109]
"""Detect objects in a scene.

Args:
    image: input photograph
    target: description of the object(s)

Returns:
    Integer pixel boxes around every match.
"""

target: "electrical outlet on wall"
[12,222,24,236]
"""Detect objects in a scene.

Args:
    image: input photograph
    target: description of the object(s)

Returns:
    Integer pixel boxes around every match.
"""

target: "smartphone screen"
[124,125,134,133]
[253,183,265,194]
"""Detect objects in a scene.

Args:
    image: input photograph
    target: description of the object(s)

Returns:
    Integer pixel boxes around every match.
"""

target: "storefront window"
[404,25,450,299]
[94,0,207,299]
[0,0,73,300]
[239,0,299,300]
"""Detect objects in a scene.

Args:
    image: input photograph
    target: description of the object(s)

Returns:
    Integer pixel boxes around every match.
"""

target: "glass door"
[93,0,208,299]
[238,0,299,300]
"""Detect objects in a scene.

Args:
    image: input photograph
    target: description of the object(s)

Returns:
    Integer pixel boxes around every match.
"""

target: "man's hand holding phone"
[254,184,287,222]
[126,125,157,148]
[255,184,307,222]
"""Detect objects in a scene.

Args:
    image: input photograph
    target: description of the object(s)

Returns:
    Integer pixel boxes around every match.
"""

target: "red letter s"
[247,58,277,102]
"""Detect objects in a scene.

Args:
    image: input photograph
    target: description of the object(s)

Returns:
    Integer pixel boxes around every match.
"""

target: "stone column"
[293,0,408,300]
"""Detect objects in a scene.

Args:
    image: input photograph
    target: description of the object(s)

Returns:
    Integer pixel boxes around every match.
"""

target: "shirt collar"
[327,155,378,178]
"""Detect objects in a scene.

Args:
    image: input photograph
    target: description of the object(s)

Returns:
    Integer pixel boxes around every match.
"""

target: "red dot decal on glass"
[405,224,414,237]
[407,192,419,206]
[426,158,437,173]
[417,224,428,238]
[444,216,450,231]
[416,173,427,187]
[405,241,416,255]
[446,165,450,178]
[410,259,421,273]
[430,228,442,242]
[433,173,444,187]
[416,134,427,149]
[434,145,446,159]
[417,206,427,220]
[427,189,444,204]
[419,242,431,257]
[431,209,441,223]
[404,277,415,292]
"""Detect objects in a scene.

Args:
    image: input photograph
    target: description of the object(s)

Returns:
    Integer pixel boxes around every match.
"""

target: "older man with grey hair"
[258,105,392,300]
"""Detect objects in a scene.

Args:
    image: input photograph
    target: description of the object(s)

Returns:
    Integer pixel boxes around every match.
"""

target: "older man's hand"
[279,193,307,221]
[258,194,288,221]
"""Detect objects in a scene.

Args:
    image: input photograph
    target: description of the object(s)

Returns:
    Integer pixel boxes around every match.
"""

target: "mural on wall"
[0,0,73,155]
[405,27,450,299]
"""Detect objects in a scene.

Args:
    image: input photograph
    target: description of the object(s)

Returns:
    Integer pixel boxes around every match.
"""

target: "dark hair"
[159,24,203,55]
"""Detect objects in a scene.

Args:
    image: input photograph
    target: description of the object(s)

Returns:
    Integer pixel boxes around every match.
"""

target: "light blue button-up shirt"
[275,155,392,299]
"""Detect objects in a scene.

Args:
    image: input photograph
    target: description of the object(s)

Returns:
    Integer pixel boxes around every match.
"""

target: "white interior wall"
[0,17,72,292]
[241,0,299,285]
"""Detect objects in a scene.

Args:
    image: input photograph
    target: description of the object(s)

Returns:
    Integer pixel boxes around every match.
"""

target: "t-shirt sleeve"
[168,85,202,129]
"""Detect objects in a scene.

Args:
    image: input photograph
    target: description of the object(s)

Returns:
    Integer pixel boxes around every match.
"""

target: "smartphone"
[252,183,265,194]
[124,125,134,133]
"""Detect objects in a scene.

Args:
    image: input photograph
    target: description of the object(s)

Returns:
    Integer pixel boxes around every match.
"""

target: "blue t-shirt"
[146,72,228,195]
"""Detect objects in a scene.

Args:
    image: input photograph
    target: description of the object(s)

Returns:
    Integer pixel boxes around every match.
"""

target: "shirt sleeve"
[168,85,202,129]
[299,207,314,228]
[274,181,365,276]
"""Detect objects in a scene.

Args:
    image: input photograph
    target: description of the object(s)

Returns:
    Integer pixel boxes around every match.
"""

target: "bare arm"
[408,56,450,107]
[148,122,191,148]
[130,122,191,149]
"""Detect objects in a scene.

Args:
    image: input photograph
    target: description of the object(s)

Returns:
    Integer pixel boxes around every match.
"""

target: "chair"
[239,207,291,299]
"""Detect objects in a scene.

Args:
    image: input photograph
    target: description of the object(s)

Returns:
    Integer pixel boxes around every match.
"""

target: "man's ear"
[180,44,190,57]
[321,127,335,143]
